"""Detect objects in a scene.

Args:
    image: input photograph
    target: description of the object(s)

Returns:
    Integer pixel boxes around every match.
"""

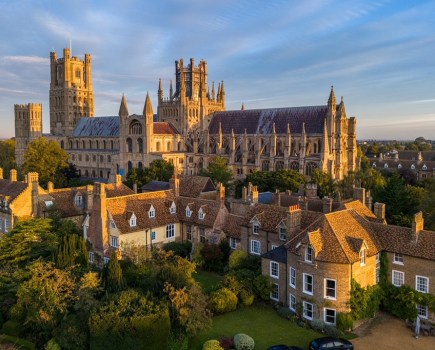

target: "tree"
[11,261,77,347]
[0,139,16,176]
[22,137,69,187]
[199,156,234,193]
[125,159,174,189]
[102,252,125,293]
[311,169,335,198]
[54,233,89,270]
[244,169,306,193]
[420,178,435,230]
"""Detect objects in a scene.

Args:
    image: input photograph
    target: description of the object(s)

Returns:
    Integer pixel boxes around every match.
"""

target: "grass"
[189,303,323,350]
[194,269,224,293]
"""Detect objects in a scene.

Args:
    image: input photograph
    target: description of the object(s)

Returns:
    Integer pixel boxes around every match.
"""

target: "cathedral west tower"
[49,48,94,136]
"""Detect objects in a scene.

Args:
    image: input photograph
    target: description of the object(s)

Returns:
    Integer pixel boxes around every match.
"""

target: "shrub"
[44,339,61,350]
[336,312,354,331]
[229,250,249,271]
[163,241,192,258]
[239,289,255,307]
[203,339,224,350]
[233,333,255,350]
[310,319,325,332]
[277,306,294,320]
[325,325,342,338]
[209,288,238,314]
[221,275,243,296]
[201,244,224,272]
[253,274,271,300]
[0,320,21,337]
[219,336,234,350]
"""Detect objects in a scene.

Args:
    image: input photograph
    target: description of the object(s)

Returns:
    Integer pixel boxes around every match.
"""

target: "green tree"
[54,233,89,270]
[311,169,335,198]
[0,139,16,176]
[420,178,435,230]
[22,137,69,187]
[103,252,125,293]
[11,261,77,347]
[245,169,306,193]
[199,156,234,193]
[125,159,174,189]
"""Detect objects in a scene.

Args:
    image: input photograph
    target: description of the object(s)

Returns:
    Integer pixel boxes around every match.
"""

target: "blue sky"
[1,0,434,140]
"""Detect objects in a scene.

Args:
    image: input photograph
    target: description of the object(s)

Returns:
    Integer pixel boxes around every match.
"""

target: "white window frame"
[75,194,83,206]
[376,252,380,263]
[271,244,278,250]
[270,283,279,301]
[186,224,192,241]
[393,253,404,265]
[110,220,116,229]
[130,214,137,227]
[110,235,119,248]
[289,293,296,311]
[303,273,313,295]
[392,270,404,287]
[279,226,287,241]
[360,248,366,266]
[166,224,175,239]
[198,208,205,220]
[169,202,176,214]
[289,267,296,289]
[4,219,11,233]
[148,206,155,218]
[303,301,313,320]
[253,223,259,234]
[305,246,314,262]
[199,227,206,243]
[324,308,336,325]
[89,251,94,263]
[151,231,156,241]
[416,275,429,293]
[185,207,192,218]
[324,278,337,300]
[229,237,237,249]
[250,239,261,255]
[103,256,110,264]
[270,261,279,279]
[417,304,428,319]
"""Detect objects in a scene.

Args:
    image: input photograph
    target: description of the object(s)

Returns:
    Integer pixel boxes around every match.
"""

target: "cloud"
[3,56,49,64]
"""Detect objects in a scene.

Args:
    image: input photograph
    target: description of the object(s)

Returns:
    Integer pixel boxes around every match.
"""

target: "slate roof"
[398,151,435,161]
[262,245,287,263]
[153,122,180,134]
[142,181,170,192]
[209,105,335,135]
[106,191,177,233]
[372,223,435,261]
[73,116,120,137]
[0,179,28,202]
[370,159,435,171]
[179,175,216,198]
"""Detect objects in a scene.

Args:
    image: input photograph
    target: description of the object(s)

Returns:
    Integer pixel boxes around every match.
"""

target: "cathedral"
[15,48,357,182]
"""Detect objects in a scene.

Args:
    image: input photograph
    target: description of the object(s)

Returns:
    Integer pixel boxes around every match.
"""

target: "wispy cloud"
[3,56,49,64]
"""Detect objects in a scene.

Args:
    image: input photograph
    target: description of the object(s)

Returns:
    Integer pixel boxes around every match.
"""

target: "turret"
[118,94,129,118]
[285,123,292,157]
[158,78,163,102]
[169,80,173,100]
[321,118,330,170]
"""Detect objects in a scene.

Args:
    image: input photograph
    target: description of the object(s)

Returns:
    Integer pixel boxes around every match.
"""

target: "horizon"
[0,0,434,140]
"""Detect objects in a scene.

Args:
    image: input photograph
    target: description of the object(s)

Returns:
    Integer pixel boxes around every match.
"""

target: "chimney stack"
[0,168,3,179]
[353,187,366,206]
[133,183,138,194]
[322,196,333,213]
[217,182,225,204]
[169,171,180,197]
[373,202,385,221]
[275,189,281,207]
[306,183,317,198]
[116,174,122,186]
[10,169,17,182]
[298,196,308,211]
[47,181,54,193]
[365,190,372,211]
[287,205,302,234]
[412,212,424,242]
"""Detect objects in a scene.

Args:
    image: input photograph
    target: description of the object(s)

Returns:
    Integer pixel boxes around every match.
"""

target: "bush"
[221,275,243,295]
[219,336,234,350]
[0,320,21,337]
[229,250,249,271]
[310,319,325,332]
[209,288,238,314]
[44,339,61,350]
[163,241,192,258]
[0,334,35,350]
[201,244,224,272]
[277,306,294,320]
[239,289,254,307]
[233,333,255,350]
[203,339,224,350]
[325,325,342,338]
[336,312,354,331]
[253,274,271,300]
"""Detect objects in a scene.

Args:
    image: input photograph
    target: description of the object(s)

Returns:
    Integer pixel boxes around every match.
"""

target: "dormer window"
[253,223,260,234]
[305,246,314,262]
[384,163,388,168]
[148,205,155,218]
[169,202,176,214]
[411,164,415,170]
[279,227,287,241]
[422,164,427,170]
[198,208,205,220]
[398,163,402,169]
[74,194,83,207]
[130,213,137,227]
[186,206,192,218]
[360,248,367,266]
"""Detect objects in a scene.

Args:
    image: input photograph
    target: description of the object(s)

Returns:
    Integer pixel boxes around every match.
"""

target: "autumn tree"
[22,137,69,187]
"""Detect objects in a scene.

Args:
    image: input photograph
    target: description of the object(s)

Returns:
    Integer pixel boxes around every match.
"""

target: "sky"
[0,0,434,140]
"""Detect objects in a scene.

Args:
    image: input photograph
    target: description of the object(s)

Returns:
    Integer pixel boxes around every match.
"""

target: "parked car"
[267,346,304,350]
[309,336,353,350]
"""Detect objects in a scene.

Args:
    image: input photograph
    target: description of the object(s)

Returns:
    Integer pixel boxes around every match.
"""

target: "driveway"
[352,312,434,350]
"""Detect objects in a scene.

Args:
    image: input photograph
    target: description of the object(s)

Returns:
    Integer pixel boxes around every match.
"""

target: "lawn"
[194,269,224,293]
[189,303,322,350]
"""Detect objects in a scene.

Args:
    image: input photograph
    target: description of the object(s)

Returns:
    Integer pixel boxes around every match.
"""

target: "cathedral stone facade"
[15,49,357,182]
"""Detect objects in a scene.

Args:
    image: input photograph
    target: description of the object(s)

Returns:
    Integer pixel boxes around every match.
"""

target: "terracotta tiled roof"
[209,105,338,135]
[179,175,216,198]
[46,187,88,217]
[372,223,435,261]
[0,179,28,202]
[176,196,223,228]
[153,122,180,134]
[342,200,382,223]
[106,190,177,233]
[222,214,244,239]
[105,183,135,197]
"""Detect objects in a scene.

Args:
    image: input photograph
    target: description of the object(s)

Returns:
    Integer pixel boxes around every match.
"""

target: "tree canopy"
[22,137,69,187]
[125,159,174,189]
[243,169,306,193]
[0,138,16,176]
[198,156,234,193]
